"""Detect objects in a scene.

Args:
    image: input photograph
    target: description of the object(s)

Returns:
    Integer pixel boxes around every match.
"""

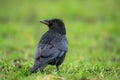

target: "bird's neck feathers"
[57,27,66,35]
[49,28,66,35]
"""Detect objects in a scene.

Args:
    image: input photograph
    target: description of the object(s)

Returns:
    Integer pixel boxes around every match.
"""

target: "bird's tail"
[30,52,60,73]
[30,64,41,73]
[30,57,56,73]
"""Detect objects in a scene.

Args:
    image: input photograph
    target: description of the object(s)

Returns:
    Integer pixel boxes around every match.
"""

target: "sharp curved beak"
[40,20,49,25]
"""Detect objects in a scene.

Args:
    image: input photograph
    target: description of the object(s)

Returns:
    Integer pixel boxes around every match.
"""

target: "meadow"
[0,0,120,80]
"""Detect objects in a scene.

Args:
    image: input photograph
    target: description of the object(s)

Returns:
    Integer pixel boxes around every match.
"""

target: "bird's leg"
[56,65,60,72]
[39,69,44,73]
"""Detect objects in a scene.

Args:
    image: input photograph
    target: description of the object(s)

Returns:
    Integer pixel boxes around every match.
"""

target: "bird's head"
[40,19,66,35]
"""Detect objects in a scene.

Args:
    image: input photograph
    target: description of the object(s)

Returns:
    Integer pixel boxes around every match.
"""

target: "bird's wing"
[35,35,68,59]
[50,35,68,51]
[36,44,60,58]
[35,44,66,60]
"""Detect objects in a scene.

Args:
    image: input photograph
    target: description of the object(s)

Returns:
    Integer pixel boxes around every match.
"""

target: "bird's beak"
[40,20,49,25]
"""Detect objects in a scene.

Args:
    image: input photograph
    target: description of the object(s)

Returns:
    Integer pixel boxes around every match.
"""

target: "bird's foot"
[56,66,60,72]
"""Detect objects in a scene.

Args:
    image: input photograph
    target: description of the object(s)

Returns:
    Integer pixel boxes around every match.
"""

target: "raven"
[30,19,68,73]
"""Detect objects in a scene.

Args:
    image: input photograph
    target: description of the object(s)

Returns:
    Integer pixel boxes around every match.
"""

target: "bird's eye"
[49,22,53,26]
[49,21,52,26]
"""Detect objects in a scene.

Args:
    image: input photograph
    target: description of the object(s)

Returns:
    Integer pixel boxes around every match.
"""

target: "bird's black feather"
[30,19,68,73]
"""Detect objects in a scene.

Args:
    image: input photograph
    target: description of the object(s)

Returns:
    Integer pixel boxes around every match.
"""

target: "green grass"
[0,0,120,80]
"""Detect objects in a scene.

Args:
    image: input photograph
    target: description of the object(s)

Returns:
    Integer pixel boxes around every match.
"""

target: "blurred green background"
[0,0,120,80]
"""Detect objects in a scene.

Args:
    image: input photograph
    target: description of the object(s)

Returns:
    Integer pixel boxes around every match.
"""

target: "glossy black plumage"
[30,19,68,73]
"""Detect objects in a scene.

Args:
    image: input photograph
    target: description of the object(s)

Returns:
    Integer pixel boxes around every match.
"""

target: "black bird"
[30,19,68,73]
